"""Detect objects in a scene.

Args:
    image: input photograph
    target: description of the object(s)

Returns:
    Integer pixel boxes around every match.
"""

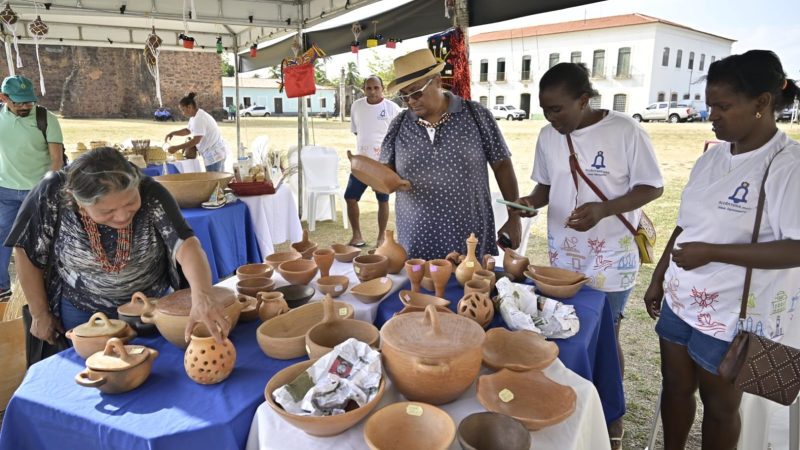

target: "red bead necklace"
[79,208,133,273]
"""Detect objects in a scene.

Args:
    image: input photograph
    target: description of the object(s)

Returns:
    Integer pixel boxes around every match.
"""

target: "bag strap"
[566,134,637,236]
[36,105,48,142]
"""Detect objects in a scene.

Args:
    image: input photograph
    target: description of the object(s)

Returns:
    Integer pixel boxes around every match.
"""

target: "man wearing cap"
[0,75,64,298]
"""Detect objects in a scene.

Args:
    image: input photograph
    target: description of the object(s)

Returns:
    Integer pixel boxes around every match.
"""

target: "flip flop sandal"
[349,241,366,247]
[610,429,625,450]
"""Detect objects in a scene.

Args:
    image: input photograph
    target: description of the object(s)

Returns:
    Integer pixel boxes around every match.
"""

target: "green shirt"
[0,105,63,190]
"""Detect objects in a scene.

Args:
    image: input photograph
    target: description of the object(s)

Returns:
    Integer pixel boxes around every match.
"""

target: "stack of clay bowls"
[524,265,589,298]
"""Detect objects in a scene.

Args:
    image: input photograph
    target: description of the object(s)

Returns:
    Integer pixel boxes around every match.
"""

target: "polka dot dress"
[380,93,511,260]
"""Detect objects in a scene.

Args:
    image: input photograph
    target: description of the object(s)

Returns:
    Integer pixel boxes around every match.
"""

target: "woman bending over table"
[6,147,230,350]
[644,50,800,449]
[165,92,228,172]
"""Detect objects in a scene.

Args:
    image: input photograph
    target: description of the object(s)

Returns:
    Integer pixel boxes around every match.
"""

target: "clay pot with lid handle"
[117,292,158,336]
[75,337,158,393]
[66,312,137,359]
[304,295,379,359]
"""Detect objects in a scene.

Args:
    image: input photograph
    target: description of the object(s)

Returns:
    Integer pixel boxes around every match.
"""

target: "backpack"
[35,105,68,166]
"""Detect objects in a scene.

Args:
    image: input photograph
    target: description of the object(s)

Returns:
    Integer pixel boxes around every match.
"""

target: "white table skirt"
[244,360,610,450]
[237,185,304,257]
[169,158,204,173]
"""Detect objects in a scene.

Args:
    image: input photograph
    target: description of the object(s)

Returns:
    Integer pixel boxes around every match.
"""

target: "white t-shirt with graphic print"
[350,98,401,160]
[664,131,800,344]
[188,108,227,165]
[531,110,663,293]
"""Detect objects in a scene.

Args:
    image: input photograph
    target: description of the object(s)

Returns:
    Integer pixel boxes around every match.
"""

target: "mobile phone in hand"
[495,198,538,214]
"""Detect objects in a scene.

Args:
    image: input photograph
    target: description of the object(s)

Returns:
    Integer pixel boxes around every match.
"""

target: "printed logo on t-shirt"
[585,150,610,176]
[717,181,753,214]
[378,109,387,120]
[728,181,750,204]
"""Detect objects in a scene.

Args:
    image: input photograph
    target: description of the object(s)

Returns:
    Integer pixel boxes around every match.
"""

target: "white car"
[490,104,527,121]
[632,102,698,123]
[240,105,271,117]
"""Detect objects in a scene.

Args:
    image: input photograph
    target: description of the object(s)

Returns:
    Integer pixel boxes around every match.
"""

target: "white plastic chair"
[491,192,533,256]
[250,135,270,165]
[299,146,349,231]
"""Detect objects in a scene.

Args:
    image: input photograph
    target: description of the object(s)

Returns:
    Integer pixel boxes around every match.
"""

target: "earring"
[755,111,762,119]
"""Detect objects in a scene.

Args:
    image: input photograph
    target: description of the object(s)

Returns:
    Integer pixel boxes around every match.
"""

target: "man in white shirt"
[346,76,401,247]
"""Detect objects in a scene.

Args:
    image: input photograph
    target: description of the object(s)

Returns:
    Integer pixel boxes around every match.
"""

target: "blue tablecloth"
[182,201,262,283]
[375,277,626,425]
[141,164,180,177]
[0,321,302,450]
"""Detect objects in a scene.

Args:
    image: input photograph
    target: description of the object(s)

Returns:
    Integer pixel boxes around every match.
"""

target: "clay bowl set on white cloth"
[524,265,589,298]
[304,295,379,359]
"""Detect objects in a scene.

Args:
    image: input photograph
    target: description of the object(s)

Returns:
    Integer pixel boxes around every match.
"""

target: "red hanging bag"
[280,59,316,98]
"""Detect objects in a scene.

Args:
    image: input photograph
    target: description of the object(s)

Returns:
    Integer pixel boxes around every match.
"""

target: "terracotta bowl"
[316,275,349,298]
[532,277,589,299]
[353,254,389,282]
[291,239,318,260]
[264,251,302,269]
[351,277,393,304]
[528,265,585,285]
[236,263,274,280]
[274,284,316,309]
[482,328,559,371]
[398,290,450,308]
[364,402,455,450]
[236,277,276,297]
[331,244,361,263]
[276,259,319,286]
[457,412,531,450]
[305,297,380,359]
[153,172,234,208]
[236,295,260,322]
[396,304,454,316]
[265,359,386,436]
[256,301,355,359]
[348,151,409,194]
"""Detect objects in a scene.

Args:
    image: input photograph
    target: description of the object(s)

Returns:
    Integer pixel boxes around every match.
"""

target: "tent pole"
[3,35,13,77]
[233,36,242,160]
[296,4,305,220]
[339,66,345,122]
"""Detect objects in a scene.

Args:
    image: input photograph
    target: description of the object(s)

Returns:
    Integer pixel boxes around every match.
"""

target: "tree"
[221,56,235,77]
[366,53,396,86]
[267,65,281,79]
[314,60,334,87]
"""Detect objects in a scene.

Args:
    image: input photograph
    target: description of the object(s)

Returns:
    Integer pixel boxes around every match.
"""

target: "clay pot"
[312,248,335,278]
[348,150,410,194]
[353,254,389,282]
[305,295,380,359]
[457,412,531,450]
[264,250,302,269]
[502,249,530,282]
[380,305,485,405]
[236,263,274,280]
[428,259,453,298]
[276,259,319,285]
[527,264,586,285]
[464,279,490,296]
[291,230,318,259]
[257,291,290,321]
[236,277,275,297]
[237,294,260,322]
[66,312,137,359]
[274,284,315,309]
[455,233,481,286]
[482,254,496,271]
[482,328,559,372]
[351,277,393,304]
[373,230,407,274]
[472,269,497,295]
[404,258,426,293]
[399,290,450,309]
[396,304,454,316]
[476,369,577,431]
[184,324,237,385]
[531,277,589,299]
[256,300,354,359]
[316,275,349,298]
[457,293,494,328]
[117,292,158,336]
[265,359,386,436]
[364,402,455,450]
[330,244,361,262]
[75,338,159,394]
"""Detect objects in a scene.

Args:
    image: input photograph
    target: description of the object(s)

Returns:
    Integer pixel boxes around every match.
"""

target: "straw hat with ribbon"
[386,48,445,95]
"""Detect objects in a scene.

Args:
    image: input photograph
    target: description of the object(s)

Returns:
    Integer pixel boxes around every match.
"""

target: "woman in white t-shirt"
[644,50,800,449]
[165,92,228,172]
[513,62,663,449]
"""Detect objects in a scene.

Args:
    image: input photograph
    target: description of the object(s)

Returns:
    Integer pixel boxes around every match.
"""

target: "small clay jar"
[257,291,289,322]
[464,279,490,296]
[455,233,481,286]
[353,254,389,282]
[428,259,453,298]
[184,324,236,385]
[472,269,497,295]
[312,248,335,278]
[482,255,496,271]
[374,230,408,274]
[503,249,530,282]
[404,258,426,293]
[457,292,495,328]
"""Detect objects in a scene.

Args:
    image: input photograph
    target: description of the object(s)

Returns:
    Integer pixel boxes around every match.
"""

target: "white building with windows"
[469,14,735,118]
[221,77,336,116]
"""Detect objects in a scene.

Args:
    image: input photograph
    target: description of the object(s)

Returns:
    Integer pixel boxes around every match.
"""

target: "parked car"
[777,107,799,123]
[632,101,698,123]
[491,104,527,121]
[240,105,271,117]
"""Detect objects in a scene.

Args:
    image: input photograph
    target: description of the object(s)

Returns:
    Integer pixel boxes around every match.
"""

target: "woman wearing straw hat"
[380,48,522,260]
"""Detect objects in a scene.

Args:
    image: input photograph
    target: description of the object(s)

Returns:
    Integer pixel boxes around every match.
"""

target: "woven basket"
[146,147,167,163]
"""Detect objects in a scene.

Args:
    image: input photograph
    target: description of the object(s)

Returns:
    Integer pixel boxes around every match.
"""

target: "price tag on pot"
[380,277,388,284]
[466,261,474,268]
[334,285,343,292]
[430,265,438,273]
[499,388,515,403]
[339,307,348,316]
[354,266,361,274]
[405,404,424,416]
[411,264,421,272]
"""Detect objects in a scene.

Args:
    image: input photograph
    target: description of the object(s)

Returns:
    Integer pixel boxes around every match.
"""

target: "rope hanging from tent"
[28,13,48,95]
[0,2,22,68]
[144,26,163,107]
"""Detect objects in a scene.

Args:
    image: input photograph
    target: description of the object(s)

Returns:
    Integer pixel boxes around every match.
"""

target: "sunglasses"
[397,78,434,103]
[8,100,34,107]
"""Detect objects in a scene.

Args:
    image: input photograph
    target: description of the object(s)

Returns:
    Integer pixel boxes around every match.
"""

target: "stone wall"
[1,44,221,118]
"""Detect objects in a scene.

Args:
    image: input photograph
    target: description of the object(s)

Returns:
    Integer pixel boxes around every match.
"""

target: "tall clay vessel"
[455,233,481,286]
[374,230,407,274]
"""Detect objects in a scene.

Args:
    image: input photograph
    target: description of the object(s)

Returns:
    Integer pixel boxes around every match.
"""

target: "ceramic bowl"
[464,279,490,296]
[457,412,531,450]
[153,172,234,208]
[274,284,316,309]
[256,302,355,359]
[353,254,389,282]
[396,304,454,316]
[364,402,455,450]
[532,277,589,299]
[398,290,450,308]
[527,265,585,285]
[236,263,274,280]
[305,296,380,359]
[236,277,276,297]
[331,244,361,263]
[482,328,559,371]
[265,359,386,436]
[348,151,409,194]
[276,259,319,286]
[291,233,318,259]
[316,275,349,298]
[264,251,302,269]
[350,277,393,304]
[236,294,260,322]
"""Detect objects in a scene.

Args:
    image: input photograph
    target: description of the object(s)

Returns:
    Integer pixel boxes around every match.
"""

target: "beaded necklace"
[79,208,133,273]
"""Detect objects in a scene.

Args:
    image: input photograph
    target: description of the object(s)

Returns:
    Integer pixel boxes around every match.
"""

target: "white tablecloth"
[237,185,304,257]
[170,158,204,173]
[244,360,610,450]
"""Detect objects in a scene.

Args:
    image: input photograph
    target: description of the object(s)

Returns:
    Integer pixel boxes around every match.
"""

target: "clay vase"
[405,258,426,293]
[482,254,496,271]
[472,269,497,295]
[428,259,453,298]
[374,230,408,274]
[457,293,495,328]
[503,249,530,282]
[455,233,481,286]
[184,324,236,385]
[257,291,289,322]
[464,279,490,296]
[312,248,335,278]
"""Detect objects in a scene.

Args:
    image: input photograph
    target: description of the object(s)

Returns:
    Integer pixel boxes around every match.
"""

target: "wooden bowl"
[457,412,531,450]
[153,172,234,208]
[350,277,393,304]
[331,244,361,262]
[482,328,559,371]
[256,301,354,359]
[527,265,585,285]
[364,402,455,450]
[236,263,274,280]
[353,254,389,282]
[532,277,589,299]
[236,277,275,297]
[398,290,450,308]
[264,251,302,269]
[274,285,316,309]
[265,359,386,436]
[348,151,409,194]
[276,259,319,286]
[476,369,577,431]
[316,275,349,298]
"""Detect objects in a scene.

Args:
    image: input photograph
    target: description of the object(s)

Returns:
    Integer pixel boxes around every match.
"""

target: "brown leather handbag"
[717,146,800,406]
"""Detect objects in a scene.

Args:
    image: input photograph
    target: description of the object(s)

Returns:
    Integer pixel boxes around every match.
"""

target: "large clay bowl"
[457,412,531,450]
[348,151,409,194]
[398,290,450,308]
[532,277,589,299]
[364,402,455,450]
[154,172,234,208]
[353,254,389,282]
[265,359,386,436]
[316,275,349,298]
[482,328,559,371]
[274,285,316,309]
[276,259,319,286]
[351,277,393,304]
[476,369,577,431]
[305,298,380,359]
[75,346,159,394]
[256,301,354,359]
[236,263,274,280]
[236,277,275,297]
[66,325,137,360]
[528,265,585,285]
[264,251,302,269]
[331,244,361,263]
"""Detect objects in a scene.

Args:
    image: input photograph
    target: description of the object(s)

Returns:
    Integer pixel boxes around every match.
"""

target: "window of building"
[548,53,560,68]
[496,96,505,105]
[613,94,627,112]
[694,94,701,100]
[676,50,683,68]
[243,97,252,107]
[306,98,312,108]
[320,98,327,108]
[592,50,605,78]
[225,96,234,107]
[662,47,670,66]
[479,59,488,82]
[496,58,506,82]
[711,55,716,63]
[657,92,666,102]
[521,56,531,81]
[670,92,678,102]
[616,47,631,78]
[571,51,581,64]
[699,54,706,71]
[683,93,690,100]
[688,51,695,70]
[589,96,601,108]
[479,96,488,107]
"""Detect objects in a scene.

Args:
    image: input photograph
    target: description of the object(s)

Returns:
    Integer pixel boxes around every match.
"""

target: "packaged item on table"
[495,278,580,339]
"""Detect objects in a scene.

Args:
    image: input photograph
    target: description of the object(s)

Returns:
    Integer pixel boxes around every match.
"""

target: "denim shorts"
[655,299,732,375]
[344,174,389,203]
[606,288,633,325]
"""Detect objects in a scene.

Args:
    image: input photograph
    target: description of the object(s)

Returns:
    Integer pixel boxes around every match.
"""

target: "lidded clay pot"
[75,338,159,394]
[117,292,157,336]
[373,230,408,274]
[66,312,137,359]
[184,323,237,385]
[455,233,481,286]
[380,305,485,405]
